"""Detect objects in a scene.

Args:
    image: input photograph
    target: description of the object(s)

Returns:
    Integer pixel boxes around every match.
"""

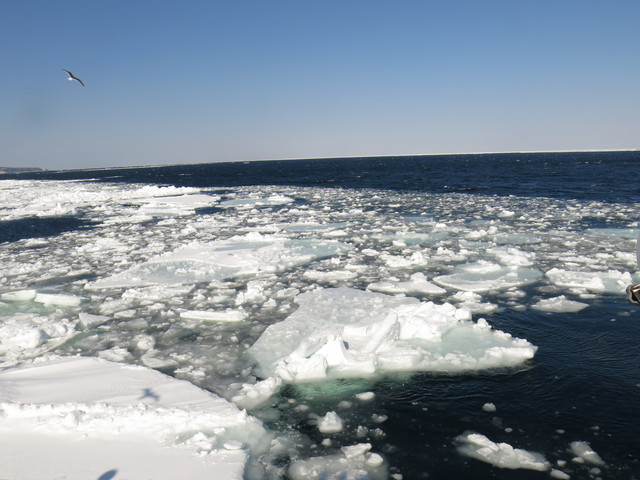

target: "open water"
[1,151,639,479]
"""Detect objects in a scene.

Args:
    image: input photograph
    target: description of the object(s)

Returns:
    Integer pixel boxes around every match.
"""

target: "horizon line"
[6,148,640,173]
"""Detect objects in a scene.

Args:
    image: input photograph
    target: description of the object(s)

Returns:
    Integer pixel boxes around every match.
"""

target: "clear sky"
[2,1,639,170]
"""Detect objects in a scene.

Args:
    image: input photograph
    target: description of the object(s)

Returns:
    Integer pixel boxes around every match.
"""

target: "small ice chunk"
[34,292,83,307]
[368,272,446,296]
[1,289,37,302]
[456,432,549,471]
[550,469,571,479]
[318,411,343,434]
[569,441,604,466]
[482,403,497,412]
[78,312,110,329]
[355,391,375,401]
[180,310,246,323]
[288,443,387,480]
[532,296,588,313]
[230,377,283,410]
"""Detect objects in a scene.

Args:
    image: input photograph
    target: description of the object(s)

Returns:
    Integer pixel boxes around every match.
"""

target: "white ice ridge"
[456,432,549,471]
[0,356,270,480]
[248,288,537,383]
[86,233,351,290]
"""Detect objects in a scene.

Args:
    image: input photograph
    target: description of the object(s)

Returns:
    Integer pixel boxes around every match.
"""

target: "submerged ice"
[0,178,637,479]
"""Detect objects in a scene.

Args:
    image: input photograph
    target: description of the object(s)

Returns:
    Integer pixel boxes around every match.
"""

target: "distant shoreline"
[0,167,43,174]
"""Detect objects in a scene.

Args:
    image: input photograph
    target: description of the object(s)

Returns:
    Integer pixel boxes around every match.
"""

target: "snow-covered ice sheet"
[0,356,270,480]
[249,287,537,383]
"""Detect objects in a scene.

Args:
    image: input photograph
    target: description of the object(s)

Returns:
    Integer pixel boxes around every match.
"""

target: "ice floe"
[531,295,589,313]
[456,432,549,471]
[0,356,270,480]
[545,268,631,294]
[433,261,542,293]
[367,272,446,296]
[86,234,351,290]
[249,287,537,383]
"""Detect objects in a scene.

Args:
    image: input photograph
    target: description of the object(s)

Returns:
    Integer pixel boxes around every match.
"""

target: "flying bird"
[63,69,84,86]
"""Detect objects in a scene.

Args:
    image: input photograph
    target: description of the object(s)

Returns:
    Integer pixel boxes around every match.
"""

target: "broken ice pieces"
[456,432,549,471]
[248,288,537,383]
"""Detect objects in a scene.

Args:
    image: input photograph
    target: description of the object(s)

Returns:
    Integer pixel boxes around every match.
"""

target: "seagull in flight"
[63,69,84,86]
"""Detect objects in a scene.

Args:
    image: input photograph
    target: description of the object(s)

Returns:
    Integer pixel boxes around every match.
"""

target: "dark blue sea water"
[2,151,640,479]
[8,150,640,204]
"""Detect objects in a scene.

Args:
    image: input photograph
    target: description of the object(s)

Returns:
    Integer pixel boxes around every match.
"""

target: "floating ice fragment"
[248,288,537,383]
[569,441,604,466]
[450,291,498,314]
[34,292,83,307]
[180,310,246,323]
[355,391,375,401]
[550,469,571,479]
[482,403,497,412]
[136,194,220,217]
[230,377,283,410]
[456,432,549,471]
[367,272,446,296]
[78,312,110,329]
[87,235,351,290]
[433,261,542,293]
[288,442,387,480]
[318,411,343,433]
[487,246,535,267]
[531,296,588,313]
[0,289,37,302]
[220,195,294,208]
[546,268,630,294]
[0,313,76,365]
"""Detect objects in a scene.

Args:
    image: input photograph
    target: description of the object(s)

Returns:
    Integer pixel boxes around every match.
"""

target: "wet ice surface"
[1,179,639,479]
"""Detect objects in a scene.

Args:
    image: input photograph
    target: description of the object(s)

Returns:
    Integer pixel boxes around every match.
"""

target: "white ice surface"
[433,261,542,293]
[545,268,631,294]
[456,432,549,471]
[367,272,446,296]
[249,288,537,383]
[288,443,387,480]
[531,295,589,313]
[0,356,269,480]
[87,233,350,290]
[570,441,605,466]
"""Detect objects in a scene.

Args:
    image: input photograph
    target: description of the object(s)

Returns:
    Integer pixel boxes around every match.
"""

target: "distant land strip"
[0,167,43,174]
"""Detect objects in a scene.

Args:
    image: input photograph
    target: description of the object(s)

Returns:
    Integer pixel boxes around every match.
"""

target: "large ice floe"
[86,234,350,290]
[0,356,270,480]
[249,287,536,383]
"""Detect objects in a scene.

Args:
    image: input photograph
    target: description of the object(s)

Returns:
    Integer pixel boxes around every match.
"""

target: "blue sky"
[2,1,639,169]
